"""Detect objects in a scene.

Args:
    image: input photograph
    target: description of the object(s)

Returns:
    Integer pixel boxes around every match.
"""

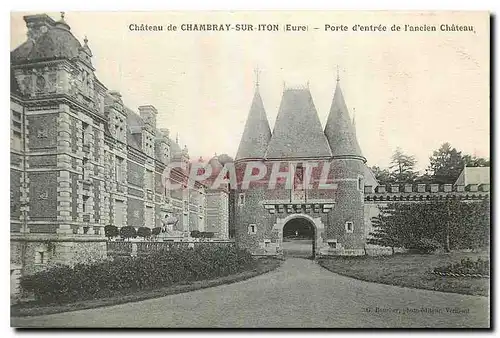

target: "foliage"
[407,238,443,254]
[463,154,490,168]
[104,225,119,239]
[120,226,137,240]
[433,258,489,276]
[190,230,201,238]
[201,232,215,238]
[152,227,162,236]
[427,143,464,184]
[370,166,392,185]
[427,143,490,184]
[368,199,490,252]
[389,148,418,183]
[20,245,256,304]
[137,227,152,239]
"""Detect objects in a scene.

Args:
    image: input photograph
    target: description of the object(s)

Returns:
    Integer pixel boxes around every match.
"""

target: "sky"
[10,11,490,171]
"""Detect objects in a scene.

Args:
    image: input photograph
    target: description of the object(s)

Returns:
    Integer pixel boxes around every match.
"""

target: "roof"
[324,82,364,159]
[11,14,83,64]
[363,165,379,187]
[235,89,272,160]
[455,167,490,186]
[265,88,332,159]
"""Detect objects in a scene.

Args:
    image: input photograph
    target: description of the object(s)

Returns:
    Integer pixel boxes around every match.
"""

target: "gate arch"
[272,214,325,257]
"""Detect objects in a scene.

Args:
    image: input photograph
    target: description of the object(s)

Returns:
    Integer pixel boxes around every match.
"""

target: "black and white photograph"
[9,10,490,328]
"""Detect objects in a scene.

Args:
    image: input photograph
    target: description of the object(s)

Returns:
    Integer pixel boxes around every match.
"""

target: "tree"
[190,230,201,238]
[366,205,402,254]
[389,148,417,183]
[201,232,215,239]
[137,227,152,239]
[120,226,137,241]
[370,166,392,185]
[427,143,465,183]
[152,227,162,238]
[104,225,119,240]
[368,201,490,253]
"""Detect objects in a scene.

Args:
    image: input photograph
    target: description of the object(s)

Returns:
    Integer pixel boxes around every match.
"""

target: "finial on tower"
[336,65,340,83]
[306,80,310,88]
[84,35,88,45]
[60,11,65,21]
[176,133,179,144]
[254,66,261,88]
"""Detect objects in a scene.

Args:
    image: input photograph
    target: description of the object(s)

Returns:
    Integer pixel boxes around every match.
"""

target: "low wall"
[107,240,236,258]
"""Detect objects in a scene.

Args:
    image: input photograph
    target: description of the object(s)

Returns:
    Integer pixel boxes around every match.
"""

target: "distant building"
[455,166,490,186]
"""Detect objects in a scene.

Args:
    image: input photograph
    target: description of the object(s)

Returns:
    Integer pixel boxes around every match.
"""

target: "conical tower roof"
[265,88,332,159]
[235,88,272,160]
[324,81,365,160]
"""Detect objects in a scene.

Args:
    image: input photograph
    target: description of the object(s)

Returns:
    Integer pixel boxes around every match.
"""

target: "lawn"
[317,251,489,297]
[12,257,282,317]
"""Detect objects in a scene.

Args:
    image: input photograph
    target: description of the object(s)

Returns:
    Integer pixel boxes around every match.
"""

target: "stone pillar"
[56,106,74,234]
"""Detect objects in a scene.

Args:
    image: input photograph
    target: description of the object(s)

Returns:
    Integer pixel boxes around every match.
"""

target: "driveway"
[11,258,489,328]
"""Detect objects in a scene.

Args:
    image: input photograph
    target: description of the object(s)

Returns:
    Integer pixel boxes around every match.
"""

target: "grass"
[317,251,489,297]
[11,257,282,318]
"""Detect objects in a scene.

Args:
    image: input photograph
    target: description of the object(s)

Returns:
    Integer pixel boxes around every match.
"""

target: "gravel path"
[11,258,489,328]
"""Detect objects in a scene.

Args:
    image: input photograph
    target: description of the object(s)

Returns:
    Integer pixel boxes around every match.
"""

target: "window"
[357,176,363,191]
[82,158,89,180]
[327,240,337,249]
[11,131,22,152]
[238,193,245,206]
[145,206,154,228]
[83,195,90,214]
[35,251,46,264]
[248,224,257,234]
[146,169,154,191]
[82,122,90,146]
[294,163,304,188]
[11,110,22,152]
[345,221,354,233]
[115,156,124,183]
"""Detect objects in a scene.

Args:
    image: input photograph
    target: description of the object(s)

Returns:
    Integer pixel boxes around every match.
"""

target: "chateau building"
[10,13,228,282]
[232,80,490,257]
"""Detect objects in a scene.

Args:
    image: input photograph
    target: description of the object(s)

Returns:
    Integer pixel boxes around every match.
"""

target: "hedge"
[433,257,489,277]
[20,245,256,304]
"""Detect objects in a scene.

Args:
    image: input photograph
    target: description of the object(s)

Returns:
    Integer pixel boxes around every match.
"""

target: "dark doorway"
[282,218,315,259]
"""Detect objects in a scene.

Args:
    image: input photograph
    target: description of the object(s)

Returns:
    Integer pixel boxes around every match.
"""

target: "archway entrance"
[282,217,316,259]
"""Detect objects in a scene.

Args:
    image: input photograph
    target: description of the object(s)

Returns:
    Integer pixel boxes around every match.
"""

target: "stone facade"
[10,13,226,289]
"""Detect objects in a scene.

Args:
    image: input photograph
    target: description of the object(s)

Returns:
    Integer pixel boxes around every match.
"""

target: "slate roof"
[236,89,272,160]
[11,14,83,63]
[265,88,332,159]
[455,167,490,186]
[324,82,364,159]
[363,165,379,187]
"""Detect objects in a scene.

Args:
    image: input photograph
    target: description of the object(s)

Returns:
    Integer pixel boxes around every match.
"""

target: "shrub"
[201,232,215,238]
[434,257,490,276]
[120,226,137,240]
[408,238,443,254]
[190,230,201,238]
[137,227,152,239]
[20,245,256,304]
[152,227,162,236]
[104,225,119,239]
